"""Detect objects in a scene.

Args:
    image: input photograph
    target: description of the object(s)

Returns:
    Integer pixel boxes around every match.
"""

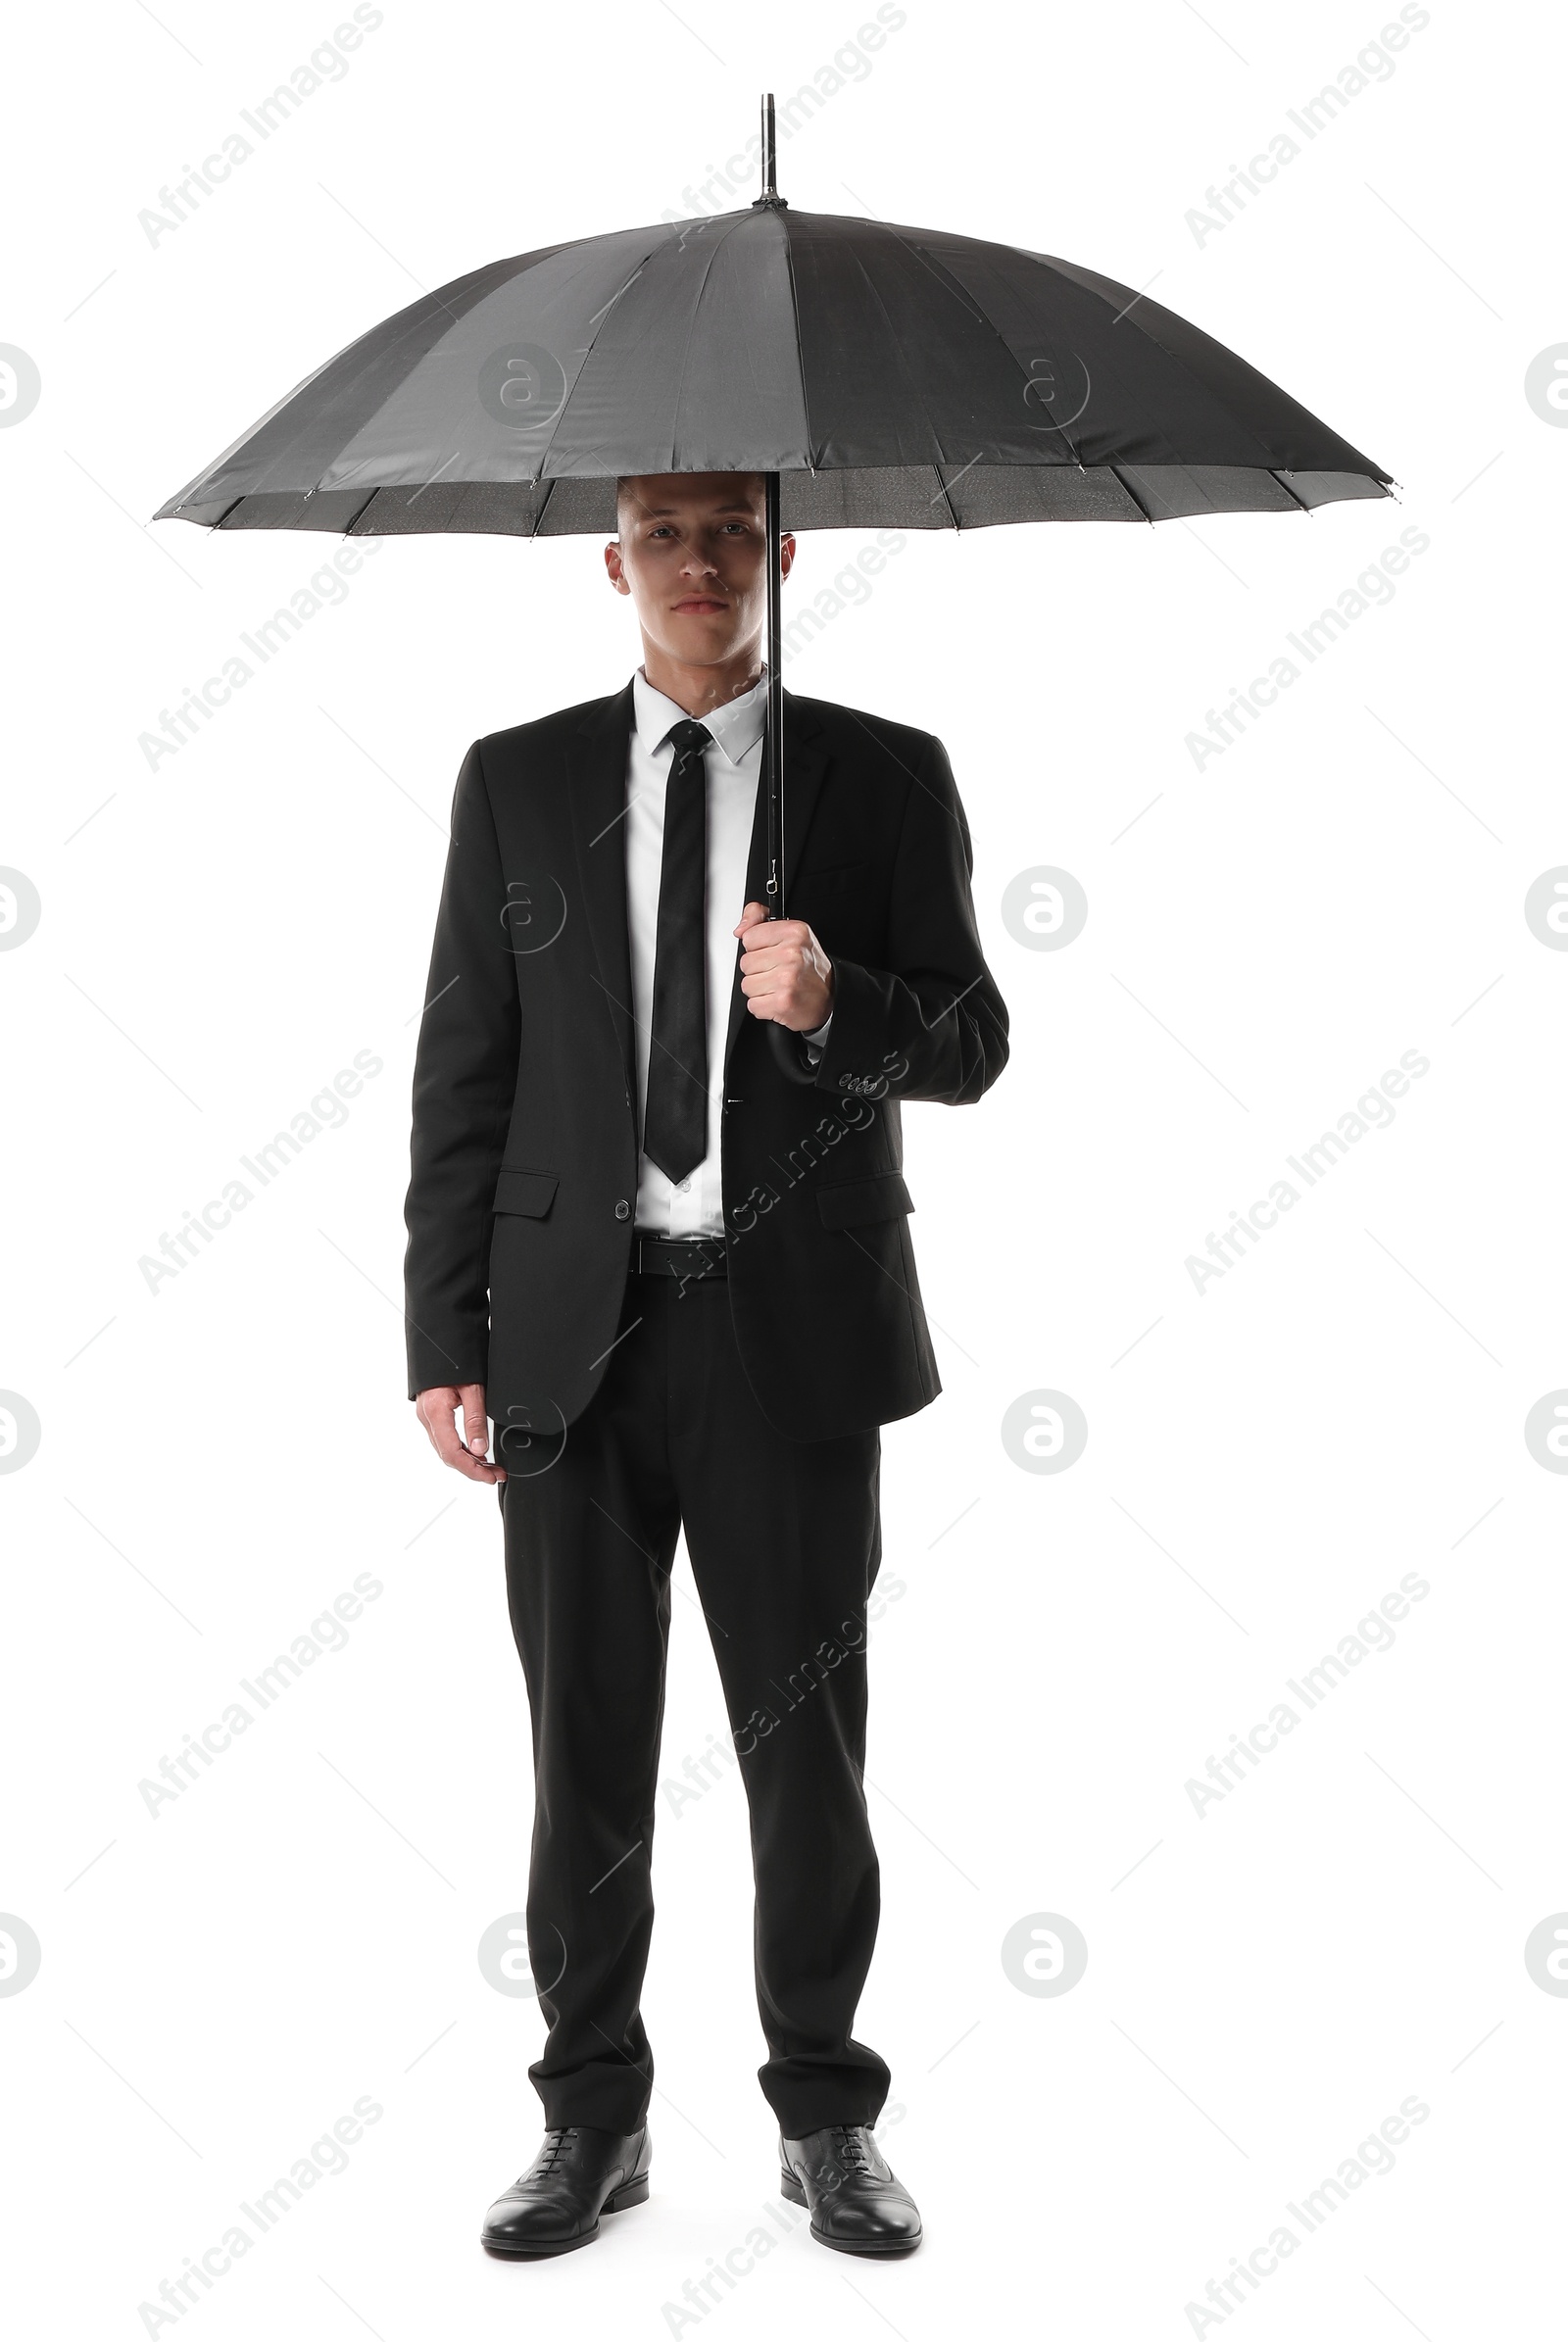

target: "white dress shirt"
[625,664,828,1239]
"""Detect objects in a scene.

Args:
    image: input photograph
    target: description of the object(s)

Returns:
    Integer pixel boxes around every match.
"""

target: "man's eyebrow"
[632,502,758,518]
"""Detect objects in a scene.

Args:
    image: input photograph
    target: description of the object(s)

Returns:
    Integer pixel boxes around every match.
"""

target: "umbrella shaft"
[764,468,784,921]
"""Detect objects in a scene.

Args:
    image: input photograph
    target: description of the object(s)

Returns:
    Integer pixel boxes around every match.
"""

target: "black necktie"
[643,718,711,1187]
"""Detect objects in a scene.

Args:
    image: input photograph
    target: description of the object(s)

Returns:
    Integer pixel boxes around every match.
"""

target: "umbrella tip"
[752,91,788,210]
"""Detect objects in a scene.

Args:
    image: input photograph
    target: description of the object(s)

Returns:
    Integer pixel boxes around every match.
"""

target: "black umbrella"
[157,96,1391,1068]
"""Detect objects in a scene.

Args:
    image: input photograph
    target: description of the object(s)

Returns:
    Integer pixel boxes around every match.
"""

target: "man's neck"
[640,644,765,719]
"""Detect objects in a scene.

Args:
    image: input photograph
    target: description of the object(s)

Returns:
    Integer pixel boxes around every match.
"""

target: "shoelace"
[531,2126,580,2176]
[829,2125,871,2175]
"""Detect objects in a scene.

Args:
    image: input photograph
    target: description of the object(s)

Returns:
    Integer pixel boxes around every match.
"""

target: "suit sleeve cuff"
[802,1009,833,1061]
[809,959,894,1095]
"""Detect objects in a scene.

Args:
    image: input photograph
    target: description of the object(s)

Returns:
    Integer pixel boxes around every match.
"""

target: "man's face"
[606,472,793,669]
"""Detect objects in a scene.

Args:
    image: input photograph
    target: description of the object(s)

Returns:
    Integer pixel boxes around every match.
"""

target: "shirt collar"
[632,664,768,769]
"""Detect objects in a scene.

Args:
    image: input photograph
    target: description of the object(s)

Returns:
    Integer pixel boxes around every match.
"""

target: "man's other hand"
[416,1383,507,1483]
[734,901,835,1031]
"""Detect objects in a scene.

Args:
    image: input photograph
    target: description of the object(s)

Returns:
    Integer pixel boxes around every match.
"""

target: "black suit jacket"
[404,680,1008,1444]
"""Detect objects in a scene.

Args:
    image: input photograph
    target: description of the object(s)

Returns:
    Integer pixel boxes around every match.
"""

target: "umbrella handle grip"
[766,1020,819,1086]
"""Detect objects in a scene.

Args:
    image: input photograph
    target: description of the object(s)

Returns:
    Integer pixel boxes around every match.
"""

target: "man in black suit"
[405,472,1007,2260]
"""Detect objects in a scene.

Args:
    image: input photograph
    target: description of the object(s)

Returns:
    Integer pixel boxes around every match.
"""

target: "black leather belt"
[632,1234,728,1280]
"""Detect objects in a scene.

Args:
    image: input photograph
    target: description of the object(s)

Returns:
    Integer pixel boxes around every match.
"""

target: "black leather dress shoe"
[779,2123,922,2256]
[480,2124,651,2257]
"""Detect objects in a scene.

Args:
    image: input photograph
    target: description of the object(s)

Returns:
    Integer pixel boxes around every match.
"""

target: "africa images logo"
[478,344,568,436]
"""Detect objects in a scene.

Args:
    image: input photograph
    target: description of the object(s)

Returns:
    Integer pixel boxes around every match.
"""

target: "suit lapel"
[724,688,830,1072]
[566,680,638,1099]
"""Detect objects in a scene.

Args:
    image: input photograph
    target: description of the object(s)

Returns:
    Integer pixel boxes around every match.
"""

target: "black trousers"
[497,1271,890,2137]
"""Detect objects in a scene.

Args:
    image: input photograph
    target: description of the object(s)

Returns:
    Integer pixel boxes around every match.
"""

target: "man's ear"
[779,531,797,582]
[604,540,629,594]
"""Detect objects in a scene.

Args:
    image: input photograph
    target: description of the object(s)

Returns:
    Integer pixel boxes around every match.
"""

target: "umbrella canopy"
[155,200,1391,541]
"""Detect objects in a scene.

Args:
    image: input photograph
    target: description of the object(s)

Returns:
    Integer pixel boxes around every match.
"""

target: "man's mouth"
[673,595,728,612]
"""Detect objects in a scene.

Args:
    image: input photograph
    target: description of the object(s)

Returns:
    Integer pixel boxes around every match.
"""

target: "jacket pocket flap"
[493,1169,559,1218]
[817,1172,913,1230]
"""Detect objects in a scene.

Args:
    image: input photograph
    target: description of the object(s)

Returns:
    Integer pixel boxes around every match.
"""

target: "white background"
[3,0,1563,2334]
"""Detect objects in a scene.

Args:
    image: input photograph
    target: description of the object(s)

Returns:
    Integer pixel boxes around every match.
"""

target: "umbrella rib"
[847,230,982,486]
[669,210,760,465]
[875,222,1090,480]
[1043,251,1365,479]
[930,465,961,531]
[1109,465,1154,524]
[1076,260,1376,486]
[953,238,1371,489]
[774,211,818,486]
[526,235,668,482]
[532,279,650,483]
[1269,468,1313,512]
[536,219,732,483]
[826,238,987,510]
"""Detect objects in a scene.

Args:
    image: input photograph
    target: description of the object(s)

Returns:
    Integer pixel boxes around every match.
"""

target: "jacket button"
[614,1199,630,1220]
